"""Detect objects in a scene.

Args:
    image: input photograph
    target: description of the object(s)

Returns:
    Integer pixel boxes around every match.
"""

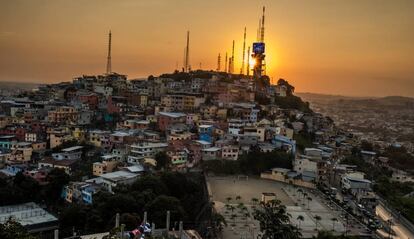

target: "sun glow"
[249,58,257,68]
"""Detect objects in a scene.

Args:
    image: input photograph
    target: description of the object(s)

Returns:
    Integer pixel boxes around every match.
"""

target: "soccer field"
[207,176,366,239]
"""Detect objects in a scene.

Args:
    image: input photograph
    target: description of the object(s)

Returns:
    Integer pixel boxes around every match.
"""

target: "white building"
[294,155,317,175]
[128,142,168,160]
[52,146,83,161]
[243,126,265,142]
[228,119,245,135]
[202,147,221,160]
[221,145,239,160]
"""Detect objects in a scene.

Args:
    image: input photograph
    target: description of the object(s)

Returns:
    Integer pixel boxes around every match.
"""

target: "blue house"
[272,135,296,155]
[0,135,16,149]
[62,182,100,204]
[199,125,214,143]
[0,164,27,177]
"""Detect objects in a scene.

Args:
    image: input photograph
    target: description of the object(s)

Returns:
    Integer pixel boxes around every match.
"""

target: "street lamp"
[387,219,393,239]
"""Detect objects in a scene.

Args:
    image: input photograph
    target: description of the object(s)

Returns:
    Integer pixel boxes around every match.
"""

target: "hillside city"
[1,1,414,238]
[0,70,413,239]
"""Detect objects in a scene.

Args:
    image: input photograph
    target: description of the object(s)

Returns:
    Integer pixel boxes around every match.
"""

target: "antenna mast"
[184,31,190,72]
[106,30,112,74]
[246,46,251,76]
[252,6,266,80]
[217,53,221,71]
[260,6,265,42]
[240,27,246,75]
[230,40,235,73]
[225,52,228,73]
[183,47,186,72]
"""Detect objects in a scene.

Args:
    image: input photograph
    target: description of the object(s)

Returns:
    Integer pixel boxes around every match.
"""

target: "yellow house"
[72,127,86,141]
[92,160,118,176]
[88,130,110,148]
[216,108,228,120]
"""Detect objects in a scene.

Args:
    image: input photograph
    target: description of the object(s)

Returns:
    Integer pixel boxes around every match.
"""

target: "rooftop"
[0,202,58,226]
[159,112,186,118]
[202,147,221,152]
[100,170,138,182]
[194,140,212,145]
[61,145,84,152]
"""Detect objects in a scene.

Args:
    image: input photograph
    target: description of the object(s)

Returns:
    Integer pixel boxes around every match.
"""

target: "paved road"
[376,204,414,239]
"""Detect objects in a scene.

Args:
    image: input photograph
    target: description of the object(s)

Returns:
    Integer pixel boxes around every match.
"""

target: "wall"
[260,172,316,189]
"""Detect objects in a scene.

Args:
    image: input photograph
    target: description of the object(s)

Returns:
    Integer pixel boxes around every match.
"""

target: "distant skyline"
[1,0,413,97]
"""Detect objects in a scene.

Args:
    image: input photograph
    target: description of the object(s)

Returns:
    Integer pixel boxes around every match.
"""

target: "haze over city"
[2,1,414,239]
[1,0,413,97]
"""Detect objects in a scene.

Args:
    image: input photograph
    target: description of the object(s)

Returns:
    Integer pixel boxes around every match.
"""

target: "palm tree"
[297,188,303,201]
[224,204,230,214]
[331,217,338,231]
[244,212,250,225]
[303,192,308,199]
[230,214,237,227]
[253,199,301,239]
[229,205,236,213]
[226,196,232,204]
[297,215,304,229]
[302,192,308,205]
[211,212,227,235]
[236,195,242,202]
[293,185,298,196]
[314,215,322,231]
[306,196,312,210]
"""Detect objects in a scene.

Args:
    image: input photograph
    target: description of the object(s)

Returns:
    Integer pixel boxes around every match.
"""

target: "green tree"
[119,213,141,231]
[12,172,40,203]
[331,218,338,231]
[297,215,304,229]
[253,199,301,239]
[131,175,168,195]
[155,151,169,170]
[0,218,37,239]
[314,215,322,231]
[306,196,313,210]
[58,204,88,236]
[226,197,232,204]
[145,195,186,228]
[312,230,357,239]
[44,168,70,203]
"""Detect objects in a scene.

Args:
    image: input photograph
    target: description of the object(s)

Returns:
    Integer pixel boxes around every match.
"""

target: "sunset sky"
[1,0,413,97]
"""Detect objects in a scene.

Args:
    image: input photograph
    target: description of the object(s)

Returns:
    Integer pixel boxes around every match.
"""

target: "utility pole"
[166,210,171,235]
[120,224,125,239]
[179,221,183,238]
[115,213,120,227]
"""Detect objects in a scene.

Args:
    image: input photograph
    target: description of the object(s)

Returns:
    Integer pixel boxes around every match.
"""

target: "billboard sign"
[253,42,265,54]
